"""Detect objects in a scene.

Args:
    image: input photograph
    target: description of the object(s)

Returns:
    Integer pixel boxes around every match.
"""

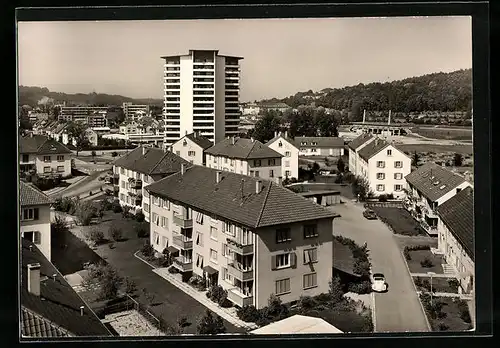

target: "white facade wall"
[171,137,205,166]
[298,147,344,157]
[179,55,195,139]
[24,154,72,178]
[214,56,227,144]
[20,205,51,261]
[116,166,155,222]
[206,154,282,181]
[266,137,299,180]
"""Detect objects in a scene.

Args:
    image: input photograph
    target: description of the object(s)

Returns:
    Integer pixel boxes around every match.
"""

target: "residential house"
[241,103,260,116]
[353,137,411,199]
[145,165,339,309]
[347,133,376,173]
[61,127,98,147]
[404,162,473,236]
[112,146,190,222]
[20,239,111,337]
[205,137,283,181]
[19,135,73,178]
[266,131,299,180]
[259,102,291,114]
[291,136,345,157]
[171,132,213,166]
[19,181,53,261]
[119,121,139,135]
[436,187,474,295]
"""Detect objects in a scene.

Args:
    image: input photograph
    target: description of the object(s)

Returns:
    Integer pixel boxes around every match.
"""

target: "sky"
[17,17,472,102]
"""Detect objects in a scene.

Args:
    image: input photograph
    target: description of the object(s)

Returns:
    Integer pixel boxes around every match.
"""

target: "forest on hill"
[262,69,472,120]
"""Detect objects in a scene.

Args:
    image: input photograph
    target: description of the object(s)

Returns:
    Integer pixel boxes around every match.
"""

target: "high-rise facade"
[161,50,243,145]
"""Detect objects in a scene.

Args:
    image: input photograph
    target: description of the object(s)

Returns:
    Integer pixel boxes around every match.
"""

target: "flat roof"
[298,190,341,197]
[161,50,243,60]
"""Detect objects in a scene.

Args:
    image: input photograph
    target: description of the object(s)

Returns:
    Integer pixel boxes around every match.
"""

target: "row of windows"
[43,166,65,173]
[376,161,404,168]
[22,231,42,244]
[275,273,317,295]
[376,184,404,192]
[276,224,318,243]
[42,155,65,162]
[21,208,40,221]
[376,173,404,180]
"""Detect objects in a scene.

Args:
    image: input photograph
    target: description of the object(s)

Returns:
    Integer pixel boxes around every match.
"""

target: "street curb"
[400,250,432,331]
[371,291,377,332]
[133,251,158,269]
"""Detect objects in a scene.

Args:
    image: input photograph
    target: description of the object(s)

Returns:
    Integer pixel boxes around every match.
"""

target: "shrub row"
[403,244,430,261]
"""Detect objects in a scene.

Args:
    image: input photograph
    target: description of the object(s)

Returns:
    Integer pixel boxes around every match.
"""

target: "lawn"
[370,207,427,236]
[406,250,444,274]
[397,144,473,155]
[420,295,473,332]
[412,128,472,141]
[413,276,459,294]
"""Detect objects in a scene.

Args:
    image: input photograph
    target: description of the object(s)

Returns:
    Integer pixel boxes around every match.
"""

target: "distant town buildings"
[122,102,150,121]
[58,106,108,127]
[161,49,243,145]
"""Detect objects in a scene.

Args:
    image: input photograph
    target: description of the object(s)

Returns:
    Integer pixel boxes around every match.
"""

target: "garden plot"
[105,310,165,336]
[370,207,427,236]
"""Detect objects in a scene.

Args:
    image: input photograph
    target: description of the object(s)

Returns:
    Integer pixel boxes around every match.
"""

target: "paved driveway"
[330,199,429,333]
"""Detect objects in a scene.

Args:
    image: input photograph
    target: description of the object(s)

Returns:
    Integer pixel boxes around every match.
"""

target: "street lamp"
[427,271,436,305]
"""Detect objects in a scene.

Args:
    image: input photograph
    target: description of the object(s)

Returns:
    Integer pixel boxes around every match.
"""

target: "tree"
[337,157,345,173]
[66,121,90,155]
[289,107,316,137]
[251,109,282,142]
[329,276,345,305]
[315,111,339,137]
[82,262,123,300]
[453,153,463,166]
[412,151,420,167]
[196,309,226,335]
[74,200,97,226]
[352,175,371,201]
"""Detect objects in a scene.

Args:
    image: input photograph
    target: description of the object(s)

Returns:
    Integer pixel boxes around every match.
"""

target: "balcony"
[227,288,253,308]
[420,221,438,236]
[129,179,142,189]
[226,238,253,255]
[173,234,193,250]
[172,257,193,272]
[228,263,253,281]
[173,214,193,229]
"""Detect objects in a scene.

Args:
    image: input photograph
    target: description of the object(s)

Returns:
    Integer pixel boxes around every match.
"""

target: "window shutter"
[290,252,297,268]
[271,255,277,270]
[34,232,41,244]
[304,250,310,264]
[33,208,39,220]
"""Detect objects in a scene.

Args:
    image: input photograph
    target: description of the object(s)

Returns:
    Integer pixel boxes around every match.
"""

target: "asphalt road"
[50,170,111,199]
[330,199,430,333]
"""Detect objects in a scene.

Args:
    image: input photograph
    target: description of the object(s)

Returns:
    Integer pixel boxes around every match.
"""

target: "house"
[404,163,473,236]
[62,127,98,147]
[205,136,283,181]
[144,165,339,309]
[347,133,376,173]
[112,146,190,222]
[266,131,299,180]
[291,136,345,157]
[19,135,73,178]
[250,314,343,334]
[351,137,411,198]
[20,239,112,337]
[436,187,474,295]
[171,132,213,166]
[259,102,291,113]
[119,121,139,135]
[19,181,53,261]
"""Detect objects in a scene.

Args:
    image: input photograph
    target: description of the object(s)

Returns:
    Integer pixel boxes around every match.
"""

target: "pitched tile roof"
[184,132,213,150]
[21,307,72,337]
[145,165,339,228]
[20,239,111,337]
[113,147,191,176]
[20,181,53,206]
[357,138,391,161]
[205,137,283,160]
[405,162,467,202]
[436,187,474,259]
[19,135,73,155]
[347,133,374,151]
[290,136,345,149]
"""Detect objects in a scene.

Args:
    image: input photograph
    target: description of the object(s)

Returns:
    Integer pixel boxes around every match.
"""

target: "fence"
[364,201,404,209]
[124,294,170,335]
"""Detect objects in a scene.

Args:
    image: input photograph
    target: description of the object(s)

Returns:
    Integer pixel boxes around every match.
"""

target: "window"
[195,212,204,224]
[303,224,318,238]
[268,159,276,166]
[303,248,318,263]
[221,243,231,257]
[303,273,318,289]
[161,216,168,228]
[249,170,254,176]
[376,184,385,192]
[255,160,261,167]
[43,156,51,162]
[57,155,64,161]
[143,203,150,213]
[163,199,170,210]
[222,267,234,284]
[456,188,462,194]
[275,278,291,295]
[57,166,65,172]
[223,222,235,236]
[276,228,291,243]
[196,254,204,268]
[376,161,385,168]
[376,173,385,180]
[21,208,39,221]
[210,249,218,263]
[210,226,218,240]
[275,253,290,268]
[23,231,41,244]
[121,181,125,189]
[152,213,159,225]
[269,170,274,178]
[195,232,203,247]
[120,168,125,174]
[153,232,160,245]
[394,184,403,192]
[285,151,291,157]
[162,236,168,248]
[278,142,283,148]
[183,140,187,147]
[394,173,403,180]
[285,170,291,177]
[22,154,29,163]
[43,167,51,173]
[224,158,228,164]
[153,196,159,206]
[120,193,125,201]
[394,161,403,168]
[144,175,149,183]
[311,149,317,153]
[176,151,180,156]
[387,149,392,156]
[285,160,290,167]
[255,171,260,178]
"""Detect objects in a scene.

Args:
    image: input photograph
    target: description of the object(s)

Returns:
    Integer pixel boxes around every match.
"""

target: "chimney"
[142,146,147,155]
[284,131,288,139]
[80,306,84,316]
[27,263,41,296]
[278,176,283,186]
[388,110,392,125]
[29,245,33,252]
[216,171,222,183]
[181,163,185,175]
[194,132,197,138]
[255,180,262,193]
[274,131,277,138]
[52,273,57,281]
[232,136,235,145]
[251,137,255,143]
[363,110,366,123]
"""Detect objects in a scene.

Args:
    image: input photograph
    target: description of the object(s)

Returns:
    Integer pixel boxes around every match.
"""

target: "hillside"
[18,86,163,107]
[263,69,472,119]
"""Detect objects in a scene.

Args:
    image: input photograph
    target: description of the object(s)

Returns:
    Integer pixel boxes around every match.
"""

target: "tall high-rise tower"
[161,50,243,145]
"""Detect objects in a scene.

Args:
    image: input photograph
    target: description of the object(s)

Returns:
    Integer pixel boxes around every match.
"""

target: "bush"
[87,227,105,245]
[438,323,449,331]
[100,199,113,211]
[122,206,132,219]
[378,194,388,202]
[82,262,123,300]
[125,278,137,295]
[141,243,154,258]
[111,201,122,213]
[75,201,97,226]
[51,215,69,235]
[206,285,228,306]
[168,265,179,274]
[457,300,471,323]
[328,276,345,305]
[53,197,77,213]
[348,280,372,294]
[237,305,262,323]
[197,309,226,335]
[297,296,318,313]
[135,211,145,222]
[403,247,412,261]
[109,226,123,242]
[448,278,460,292]
[89,191,93,196]
[414,277,423,287]
[420,257,434,268]
[135,222,149,238]
[111,151,118,157]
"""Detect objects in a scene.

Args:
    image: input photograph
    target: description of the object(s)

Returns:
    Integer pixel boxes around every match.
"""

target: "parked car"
[363,209,378,220]
[371,273,388,292]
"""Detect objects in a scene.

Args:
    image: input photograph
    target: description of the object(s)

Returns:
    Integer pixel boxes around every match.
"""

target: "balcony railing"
[172,257,193,272]
[227,288,253,308]
[421,221,438,235]
[173,214,193,229]
[129,178,142,189]
[173,234,193,250]
[228,263,253,281]
[226,238,253,255]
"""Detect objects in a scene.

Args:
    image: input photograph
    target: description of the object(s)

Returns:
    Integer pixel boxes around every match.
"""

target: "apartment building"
[404,162,473,236]
[266,131,299,180]
[347,133,376,173]
[436,187,474,295]
[122,102,150,120]
[205,136,283,181]
[20,239,111,337]
[351,137,411,198]
[19,135,73,178]
[19,181,53,261]
[292,136,345,157]
[58,106,108,124]
[161,49,243,145]
[113,146,190,221]
[145,165,339,309]
[171,132,213,166]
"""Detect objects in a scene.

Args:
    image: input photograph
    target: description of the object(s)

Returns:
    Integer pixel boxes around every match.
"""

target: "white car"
[371,273,388,292]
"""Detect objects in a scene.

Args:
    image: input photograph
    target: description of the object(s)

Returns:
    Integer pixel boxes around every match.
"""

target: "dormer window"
[433,181,440,186]
[183,140,187,146]
[278,141,282,147]
[439,185,446,189]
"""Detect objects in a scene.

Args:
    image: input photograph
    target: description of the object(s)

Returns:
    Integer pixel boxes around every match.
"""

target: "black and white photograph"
[16,8,484,339]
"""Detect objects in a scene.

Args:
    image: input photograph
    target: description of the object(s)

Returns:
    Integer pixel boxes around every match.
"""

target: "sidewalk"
[416,291,473,299]
[134,252,258,331]
[411,273,455,278]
